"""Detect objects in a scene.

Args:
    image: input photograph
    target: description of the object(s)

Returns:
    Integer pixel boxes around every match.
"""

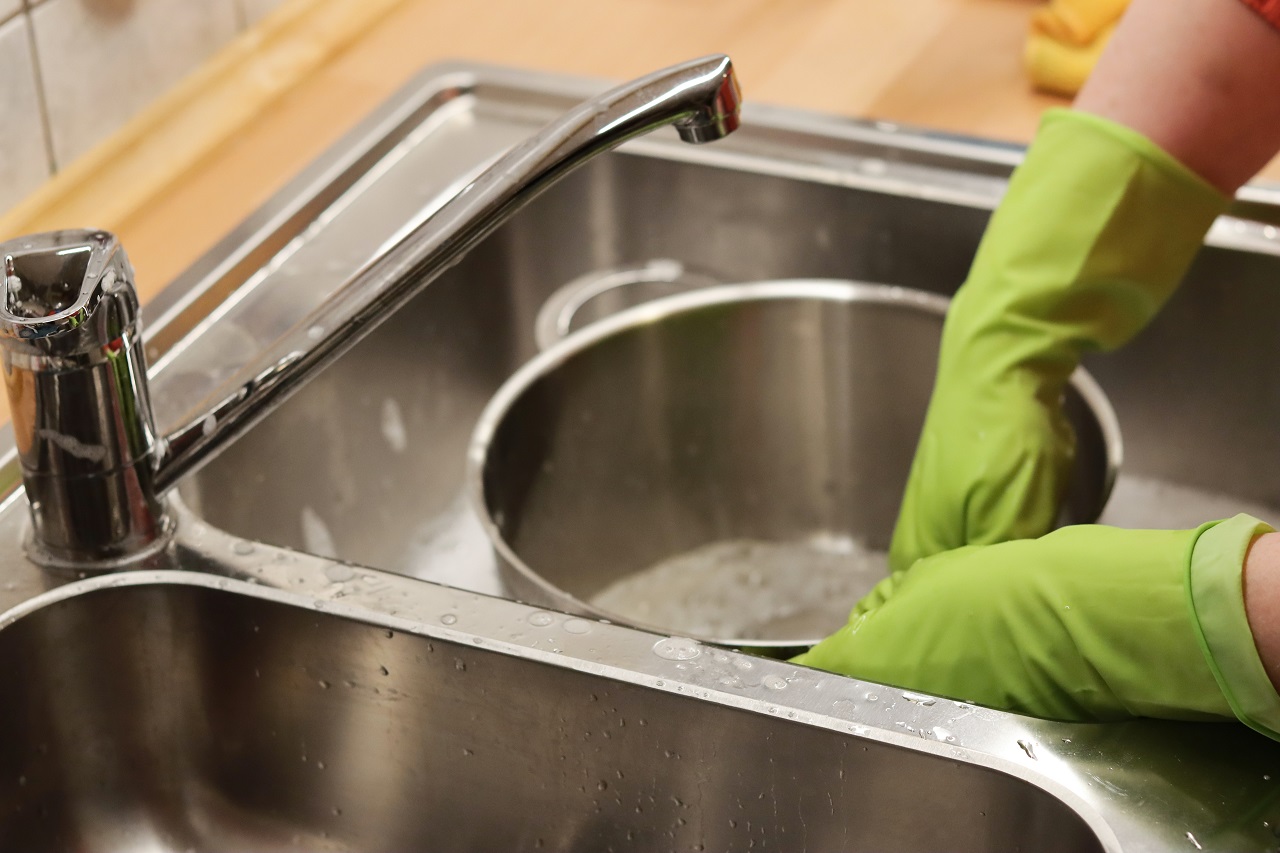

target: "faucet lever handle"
[0,229,170,571]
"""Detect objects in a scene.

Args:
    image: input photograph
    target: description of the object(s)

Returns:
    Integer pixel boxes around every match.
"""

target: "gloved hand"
[888,109,1228,574]
[797,515,1280,739]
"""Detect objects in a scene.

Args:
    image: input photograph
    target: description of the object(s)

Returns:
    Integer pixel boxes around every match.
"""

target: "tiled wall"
[0,0,289,214]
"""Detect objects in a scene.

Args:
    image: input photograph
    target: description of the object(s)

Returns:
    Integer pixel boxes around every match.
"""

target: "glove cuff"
[1046,108,1223,206]
[1188,513,1280,739]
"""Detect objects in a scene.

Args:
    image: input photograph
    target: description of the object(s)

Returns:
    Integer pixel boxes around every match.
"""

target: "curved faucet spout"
[0,56,742,569]
[153,54,742,495]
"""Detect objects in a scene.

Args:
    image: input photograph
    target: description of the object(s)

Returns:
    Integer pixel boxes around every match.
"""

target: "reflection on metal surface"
[533,258,724,349]
[153,54,741,496]
[0,230,171,569]
[470,282,1119,651]
[0,60,1277,850]
[0,565,1113,852]
[0,56,741,571]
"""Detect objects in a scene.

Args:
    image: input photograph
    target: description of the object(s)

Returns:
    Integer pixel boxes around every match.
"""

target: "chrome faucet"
[0,55,741,571]
[0,232,170,569]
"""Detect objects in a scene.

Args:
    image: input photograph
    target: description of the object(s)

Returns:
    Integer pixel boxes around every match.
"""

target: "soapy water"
[589,534,888,641]
[1099,474,1280,530]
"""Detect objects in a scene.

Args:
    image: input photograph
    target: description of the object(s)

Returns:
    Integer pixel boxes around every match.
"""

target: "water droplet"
[317,761,326,770]
[762,674,787,691]
[232,541,255,556]
[597,780,608,791]
[441,613,458,625]
[1186,831,1202,850]
[379,665,389,676]
[317,680,330,689]
[832,697,858,714]
[652,637,701,661]
[1266,774,1273,781]
[931,726,956,743]
[308,325,326,340]
[331,806,341,816]
[529,612,556,627]
[865,692,879,702]
[902,691,936,706]
[454,659,466,672]
[325,563,355,583]
[564,618,592,634]
[1017,739,1038,760]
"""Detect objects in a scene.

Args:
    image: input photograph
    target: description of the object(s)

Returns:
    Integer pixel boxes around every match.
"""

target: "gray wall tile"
[0,15,53,213]
[32,0,240,167]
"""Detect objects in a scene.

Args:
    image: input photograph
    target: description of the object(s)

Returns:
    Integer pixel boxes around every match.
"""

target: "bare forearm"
[1076,0,1280,194]
[1245,532,1280,691]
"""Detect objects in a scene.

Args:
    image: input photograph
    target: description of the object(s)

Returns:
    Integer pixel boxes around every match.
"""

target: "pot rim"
[467,279,1123,650]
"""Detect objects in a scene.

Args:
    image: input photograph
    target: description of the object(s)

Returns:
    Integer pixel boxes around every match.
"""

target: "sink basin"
[2,62,1280,853]
[170,65,1280,597]
[0,572,1116,852]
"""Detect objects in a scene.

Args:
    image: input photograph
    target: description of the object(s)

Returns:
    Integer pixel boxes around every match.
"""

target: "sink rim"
[0,562,1124,853]
[0,59,1278,852]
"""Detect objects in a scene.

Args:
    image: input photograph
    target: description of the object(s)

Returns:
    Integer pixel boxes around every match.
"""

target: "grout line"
[22,7,58,175]
[0,0,410,239]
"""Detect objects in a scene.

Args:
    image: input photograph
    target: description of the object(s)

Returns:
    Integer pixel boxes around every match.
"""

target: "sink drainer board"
[2,62,1280,851]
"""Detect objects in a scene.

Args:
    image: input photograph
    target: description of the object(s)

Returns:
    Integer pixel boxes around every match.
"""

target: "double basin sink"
[2,62,1280,851]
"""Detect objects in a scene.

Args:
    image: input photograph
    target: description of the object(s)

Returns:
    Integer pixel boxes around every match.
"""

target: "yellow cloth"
[1033,0,1128,45]
[1025,0,1128,96]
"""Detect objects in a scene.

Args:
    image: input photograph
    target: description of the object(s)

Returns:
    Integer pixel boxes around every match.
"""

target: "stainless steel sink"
[4,549,1278,853]
[0,570,1116,853]
[2,62,1280,852]
[169,66,1280,597]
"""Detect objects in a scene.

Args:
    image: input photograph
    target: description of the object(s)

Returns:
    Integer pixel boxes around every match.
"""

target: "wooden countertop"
[5,0,1275,345]
[1,0,1071,299]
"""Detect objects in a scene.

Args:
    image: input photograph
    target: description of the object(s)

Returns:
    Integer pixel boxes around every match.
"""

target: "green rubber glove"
[888,108,1229,573]
[796,515,1280,739]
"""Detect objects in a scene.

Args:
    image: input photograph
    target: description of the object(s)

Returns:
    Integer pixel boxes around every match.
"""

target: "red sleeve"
[1240,0,1280,30]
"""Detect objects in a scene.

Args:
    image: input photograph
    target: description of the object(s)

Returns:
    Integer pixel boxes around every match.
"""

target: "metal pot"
[469,280,1121,653]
